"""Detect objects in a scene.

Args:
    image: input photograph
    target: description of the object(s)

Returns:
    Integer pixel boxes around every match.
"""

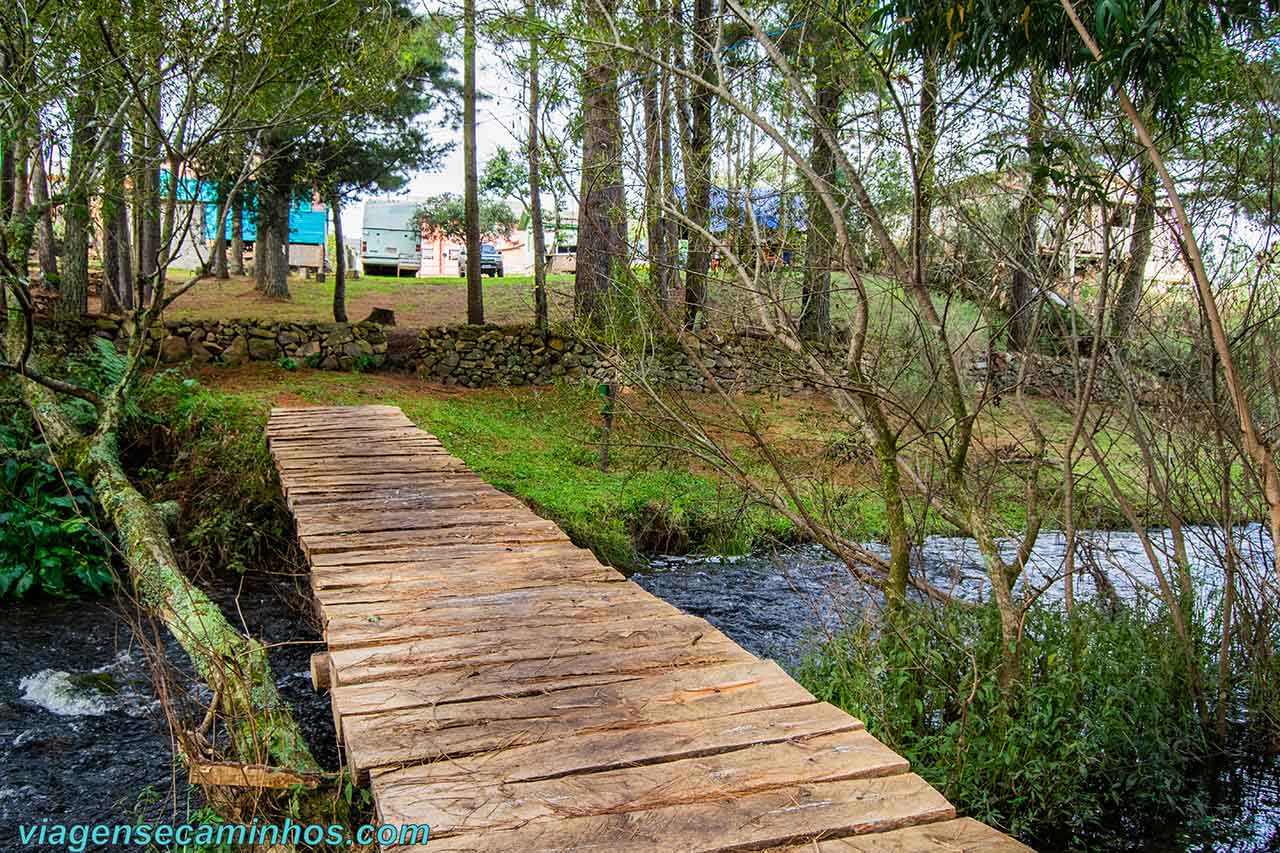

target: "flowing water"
[633,526,1280,852]
[0,572,335,852]
[2,528,1274,851]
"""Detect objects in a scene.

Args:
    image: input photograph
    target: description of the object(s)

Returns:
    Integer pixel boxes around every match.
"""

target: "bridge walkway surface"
[267,405,1032,852]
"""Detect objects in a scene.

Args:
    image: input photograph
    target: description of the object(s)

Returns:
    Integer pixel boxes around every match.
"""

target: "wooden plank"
[323,584,675,649]
[308,539,596,569]
[343,661,814,773]
[295,507,540,538]
[310,549,616,589]
[286,478,494,504]
[327,613,720,687]
[189,761,328,790]
[290,492,518,520]
[398,775,952,852]
[364,701,862,786]
[300,520,569,556]
[310,652,332,690]
[781,818,1034,852]
[373,730,909,836]
[328,634,751,721]
[309,557,621,607]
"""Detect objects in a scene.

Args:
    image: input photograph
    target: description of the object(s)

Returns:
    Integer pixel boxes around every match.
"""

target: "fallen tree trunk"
[5,322,318,773]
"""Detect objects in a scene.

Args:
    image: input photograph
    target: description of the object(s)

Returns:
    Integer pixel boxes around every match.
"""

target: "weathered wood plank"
[308,539,597,569]
[328,634,751,720]
[343,661,815,773]
[301,519,567,556]
[364,701,862,786]
[775,818,1034,852]
[373,730,910,836]
[323,583,676,649]
[328,613,720,687]
[399,775,953,852]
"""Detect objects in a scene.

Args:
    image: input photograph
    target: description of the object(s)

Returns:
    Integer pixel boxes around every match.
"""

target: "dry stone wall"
[49,315,1154,402]
[73,315,390,370]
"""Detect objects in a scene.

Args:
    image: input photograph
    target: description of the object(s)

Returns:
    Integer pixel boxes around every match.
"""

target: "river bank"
[635,534,1280,851]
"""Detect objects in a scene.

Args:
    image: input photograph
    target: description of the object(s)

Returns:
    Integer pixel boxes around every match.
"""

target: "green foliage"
[132,374,298,576]
[277,357,299,371]
[414,192,519,241]
[0,420,113,599]
[351,353,378,372]
[798,601,1209,846]
[875,0,1269,135]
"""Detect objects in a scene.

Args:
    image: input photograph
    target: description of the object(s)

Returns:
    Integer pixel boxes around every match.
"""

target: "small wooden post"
[599,379,616,472]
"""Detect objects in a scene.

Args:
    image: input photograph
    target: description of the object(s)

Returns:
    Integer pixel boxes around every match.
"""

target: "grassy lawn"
[194,364,1176,569]
[159,271,578,328]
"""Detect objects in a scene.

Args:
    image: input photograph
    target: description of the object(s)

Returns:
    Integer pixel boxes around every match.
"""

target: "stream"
[2,528,1275,851]
[634,525,1280,852]
[0,571,335,852]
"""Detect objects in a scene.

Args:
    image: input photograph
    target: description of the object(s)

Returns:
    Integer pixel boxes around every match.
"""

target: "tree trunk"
[115,204,134,311]
[262,188,290,298]
[258,158,291,299]
[101,127,133,313]
[575,0,626,324]
[1110,151,1156,343]
[331,196,347,323]
[230,193,246,275]
[58,83,94,319]
[463,0,484,324]
[660,45,679,308]
[683,0,715,330]
[800,68,839,341]
[641,0,667,313]
[527,0,548,333]
[31,138,59,287]
[133,115,161,308]
[1,133,14,224]
[211,194,229,279]
[1009,70,1046,352]
[914,51,939,291]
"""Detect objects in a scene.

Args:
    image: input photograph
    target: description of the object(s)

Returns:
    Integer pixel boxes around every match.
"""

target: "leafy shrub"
[130,374,300,576]
[0,422,113,599]
[797,600,1208,847]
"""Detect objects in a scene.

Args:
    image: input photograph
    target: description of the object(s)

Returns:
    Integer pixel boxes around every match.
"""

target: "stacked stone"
[77,315,390,370]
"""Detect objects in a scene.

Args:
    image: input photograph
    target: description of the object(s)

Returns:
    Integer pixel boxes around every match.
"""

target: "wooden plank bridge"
[268,405,1031,852]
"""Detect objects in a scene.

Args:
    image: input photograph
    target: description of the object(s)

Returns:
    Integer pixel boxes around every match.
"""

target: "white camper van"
[362,200,422,276]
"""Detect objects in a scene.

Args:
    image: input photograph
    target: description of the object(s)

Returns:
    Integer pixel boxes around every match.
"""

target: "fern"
[66,337,147,427]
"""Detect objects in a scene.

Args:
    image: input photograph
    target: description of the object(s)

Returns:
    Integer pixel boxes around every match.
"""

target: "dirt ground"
[98,272,579,328]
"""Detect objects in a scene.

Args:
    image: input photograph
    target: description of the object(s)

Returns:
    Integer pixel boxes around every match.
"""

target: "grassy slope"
[209,367,791,568]
[200,365,1173,571]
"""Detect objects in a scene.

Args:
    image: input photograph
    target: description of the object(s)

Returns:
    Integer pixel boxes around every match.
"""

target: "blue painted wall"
[203,200,327,246]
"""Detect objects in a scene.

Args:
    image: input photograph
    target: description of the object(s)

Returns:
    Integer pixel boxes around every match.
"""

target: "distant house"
[203,198,328,273]
[932,172,1191,286]
[155,172,329,273]
[418,231,525,277]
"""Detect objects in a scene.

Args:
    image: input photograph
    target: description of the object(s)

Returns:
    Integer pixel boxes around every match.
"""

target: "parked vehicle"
[362,200,422,276]
[458,243,504,277]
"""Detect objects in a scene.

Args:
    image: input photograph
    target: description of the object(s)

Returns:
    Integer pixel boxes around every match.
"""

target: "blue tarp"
[673,185,807,233]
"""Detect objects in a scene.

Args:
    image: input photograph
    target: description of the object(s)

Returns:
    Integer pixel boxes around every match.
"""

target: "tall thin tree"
[463,0,483,324]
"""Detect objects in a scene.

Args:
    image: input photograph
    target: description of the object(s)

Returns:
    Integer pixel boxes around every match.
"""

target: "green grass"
[208,368,793,568]
[194,360,1219,575]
